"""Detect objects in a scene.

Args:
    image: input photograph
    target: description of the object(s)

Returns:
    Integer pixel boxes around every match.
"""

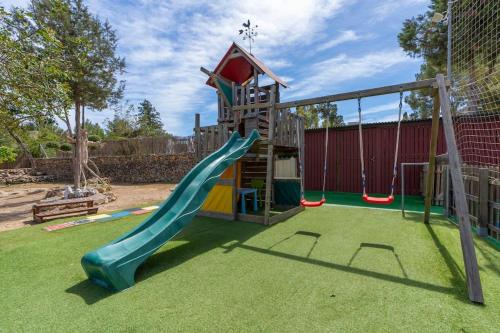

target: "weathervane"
[239,19,258,54]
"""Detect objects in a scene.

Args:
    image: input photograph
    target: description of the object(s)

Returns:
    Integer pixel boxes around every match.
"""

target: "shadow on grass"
[267,230,321,258]
[66,218,266,305]
[347,242,408,278]
[403,212,471,303]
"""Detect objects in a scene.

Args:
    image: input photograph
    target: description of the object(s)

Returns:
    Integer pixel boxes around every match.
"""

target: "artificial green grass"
[305,191,444,214]
[0,206,498,332]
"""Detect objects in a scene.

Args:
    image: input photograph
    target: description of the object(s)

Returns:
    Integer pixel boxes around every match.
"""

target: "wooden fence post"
[478,168,489,236]
[195,113,201,160]
[264,85,276,225]
[436,74,484,304]
[424,89,441,223]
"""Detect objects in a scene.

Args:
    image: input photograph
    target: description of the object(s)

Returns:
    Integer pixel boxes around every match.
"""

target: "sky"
[3,0,431,136]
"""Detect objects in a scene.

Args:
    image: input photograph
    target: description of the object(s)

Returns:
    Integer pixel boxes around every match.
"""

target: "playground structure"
[196,42,305,225]
[82,38,486,303]
[194,46,484,303]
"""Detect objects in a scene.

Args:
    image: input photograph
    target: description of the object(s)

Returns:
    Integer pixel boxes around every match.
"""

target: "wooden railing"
[274,108,302,147]
[445,165,500,240]
[194,121,231,160]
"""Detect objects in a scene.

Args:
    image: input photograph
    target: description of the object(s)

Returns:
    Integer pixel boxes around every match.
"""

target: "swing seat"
[300,198,326,207]
[362,194,394,205]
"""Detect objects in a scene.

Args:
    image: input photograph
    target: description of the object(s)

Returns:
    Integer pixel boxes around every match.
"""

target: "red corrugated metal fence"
[304,119,447,195]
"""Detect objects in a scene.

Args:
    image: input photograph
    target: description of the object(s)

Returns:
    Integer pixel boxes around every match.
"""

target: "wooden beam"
[478,168,489,236]
[268,205,304,225]
[232,102,272,111]
[277,78,439,109]
[195,113,201,160]
[424,89,441,223]
[232,162,238,220]
[197,211,234,221]
[264,85,276,225]
[436,74,484,304]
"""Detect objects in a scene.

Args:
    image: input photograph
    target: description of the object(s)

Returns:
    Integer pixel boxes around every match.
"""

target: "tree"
[30,0,125,188]
[105,103,137,139]
[296,105,319,129]
[84,119,105,139]
[0,146,17,164]
[296,102,343,129]
[136,99,165,136]
[316,102,344,127]
[398,0,447,119]
[0,5,69,166]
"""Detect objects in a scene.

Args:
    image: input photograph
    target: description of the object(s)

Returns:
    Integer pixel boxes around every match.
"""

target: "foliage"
[136,99,165,137]
[0,4,70,161]
[87,134,101,142]
[30,0,125,187]
[296,102,343,129]
[105,103,137,139]
[30,0,125,113]
[84,119,105,139]
[45,141,60,149]
[398,0,447,119]
[59,142,72,151]
[0,146,17,163]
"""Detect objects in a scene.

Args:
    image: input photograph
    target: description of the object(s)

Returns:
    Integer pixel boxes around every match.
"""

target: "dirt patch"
[0,182,175,232]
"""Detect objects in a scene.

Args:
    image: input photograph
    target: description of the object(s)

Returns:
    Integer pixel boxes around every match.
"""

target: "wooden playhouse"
[195,42,305,225]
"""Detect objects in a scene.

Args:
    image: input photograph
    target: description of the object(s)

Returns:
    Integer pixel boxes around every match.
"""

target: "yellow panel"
[202,185,233,214]
[219,161,241,187]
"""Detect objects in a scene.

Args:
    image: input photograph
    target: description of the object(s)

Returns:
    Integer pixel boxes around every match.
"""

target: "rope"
[321,112,329,199]
[357,97,366,196]
[357,90,404,197]
[296,117,305,200]
[390,89,404,196]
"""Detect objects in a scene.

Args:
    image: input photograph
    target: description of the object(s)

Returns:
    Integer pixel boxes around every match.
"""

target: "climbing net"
[450,0,500,168]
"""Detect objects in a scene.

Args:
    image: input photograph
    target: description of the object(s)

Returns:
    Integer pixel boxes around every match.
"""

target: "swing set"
[296,90,404,207]
[286,75,483,304]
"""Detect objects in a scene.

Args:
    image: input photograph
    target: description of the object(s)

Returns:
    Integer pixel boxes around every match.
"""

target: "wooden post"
[195,113,201,160]
[264,85,276,225]
[424,89,441,223]
[478,168,489,236]
[232,162,238,221]
[436,74,484,304]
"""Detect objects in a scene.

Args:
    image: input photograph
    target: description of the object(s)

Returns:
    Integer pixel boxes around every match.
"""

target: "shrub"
[88,134,101,142]
[59,143,73,151]
[0,146,17,163]
[45,141,60,149]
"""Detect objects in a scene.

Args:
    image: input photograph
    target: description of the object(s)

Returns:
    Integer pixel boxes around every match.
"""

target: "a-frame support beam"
[436,74,484,304]
[424,89,441,223]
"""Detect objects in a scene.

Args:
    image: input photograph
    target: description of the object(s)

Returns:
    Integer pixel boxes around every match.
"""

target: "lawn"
[0,205,498,332]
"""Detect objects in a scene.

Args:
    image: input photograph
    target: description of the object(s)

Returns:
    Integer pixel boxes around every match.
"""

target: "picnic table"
[33,197,97,223]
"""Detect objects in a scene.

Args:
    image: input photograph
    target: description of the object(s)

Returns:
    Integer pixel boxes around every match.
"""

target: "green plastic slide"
[81,130,260,291]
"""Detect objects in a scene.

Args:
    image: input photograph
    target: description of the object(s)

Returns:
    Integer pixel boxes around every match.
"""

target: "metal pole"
[447,0,453,80]
[401,163,405,217]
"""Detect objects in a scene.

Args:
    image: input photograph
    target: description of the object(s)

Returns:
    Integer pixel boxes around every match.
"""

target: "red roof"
[206,42,288,88]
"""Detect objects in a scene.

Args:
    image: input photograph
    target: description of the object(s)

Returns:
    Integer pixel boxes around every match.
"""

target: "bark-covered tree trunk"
[74,100,82,189]
[7,128,36,168]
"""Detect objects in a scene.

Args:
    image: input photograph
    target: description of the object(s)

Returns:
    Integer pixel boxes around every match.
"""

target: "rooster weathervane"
[239,19,258,54]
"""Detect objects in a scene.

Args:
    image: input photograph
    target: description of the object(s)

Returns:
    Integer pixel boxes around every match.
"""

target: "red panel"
[304,120,449,195]
[220,57,253,84]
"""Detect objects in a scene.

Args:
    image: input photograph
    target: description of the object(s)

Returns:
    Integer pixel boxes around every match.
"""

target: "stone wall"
[0,168,55,184]
[33,153,196,183]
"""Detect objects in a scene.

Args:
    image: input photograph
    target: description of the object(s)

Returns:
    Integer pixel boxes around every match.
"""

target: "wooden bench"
[33,198,97,223]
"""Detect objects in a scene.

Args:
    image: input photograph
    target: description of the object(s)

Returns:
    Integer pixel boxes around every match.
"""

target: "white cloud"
[286,49,415,98]
[84,0,349,134]
[372,0,428,21]
[315,30,361,52]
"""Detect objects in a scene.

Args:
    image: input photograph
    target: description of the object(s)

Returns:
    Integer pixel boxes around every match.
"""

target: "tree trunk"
[7,128,36,168]
[74,100,82,189]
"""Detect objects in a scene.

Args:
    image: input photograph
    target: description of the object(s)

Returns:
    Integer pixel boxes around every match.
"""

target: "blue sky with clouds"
[4,0,430,135]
